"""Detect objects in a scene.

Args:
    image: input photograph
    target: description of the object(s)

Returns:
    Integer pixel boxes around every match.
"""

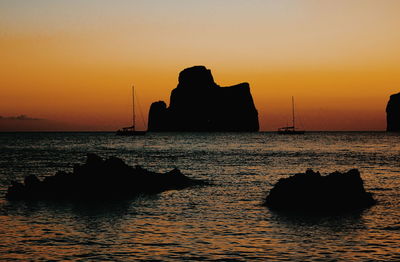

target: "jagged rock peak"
[177,66,218,89]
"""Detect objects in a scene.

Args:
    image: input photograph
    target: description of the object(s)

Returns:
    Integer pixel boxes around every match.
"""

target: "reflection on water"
[0,132,400,261]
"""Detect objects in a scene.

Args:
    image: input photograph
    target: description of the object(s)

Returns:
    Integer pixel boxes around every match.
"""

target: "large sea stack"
[386,92,400,132]
[148,66,259,132]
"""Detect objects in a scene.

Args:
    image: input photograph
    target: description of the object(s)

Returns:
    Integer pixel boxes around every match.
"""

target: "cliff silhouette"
[148,66,259,132]
[386,92,400,132]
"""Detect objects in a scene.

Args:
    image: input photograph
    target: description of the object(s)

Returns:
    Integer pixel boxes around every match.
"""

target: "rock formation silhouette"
[148,66,259,131]
[6,154,206,200]
[386,92,400,132]
[264,169,375,214]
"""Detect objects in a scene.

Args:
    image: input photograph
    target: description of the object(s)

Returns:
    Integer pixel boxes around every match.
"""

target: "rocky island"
[6,154,205,200]
[148,66,259,132]
[386,92,400,132]
[264,169,375,214]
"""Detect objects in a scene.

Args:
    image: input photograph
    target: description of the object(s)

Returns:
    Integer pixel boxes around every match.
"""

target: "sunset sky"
[1,0,400,131]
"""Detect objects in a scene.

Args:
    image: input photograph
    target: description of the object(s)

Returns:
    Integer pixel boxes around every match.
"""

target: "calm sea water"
[0,132,399,261]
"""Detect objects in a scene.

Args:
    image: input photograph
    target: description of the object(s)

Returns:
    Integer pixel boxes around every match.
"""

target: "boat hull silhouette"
[277,129,305,135]
[116,126,146,136]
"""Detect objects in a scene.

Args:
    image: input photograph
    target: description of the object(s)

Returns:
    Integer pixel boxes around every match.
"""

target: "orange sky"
[1,0,400,131]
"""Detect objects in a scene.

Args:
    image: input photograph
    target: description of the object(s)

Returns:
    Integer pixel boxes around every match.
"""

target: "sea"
[0,132,399,261]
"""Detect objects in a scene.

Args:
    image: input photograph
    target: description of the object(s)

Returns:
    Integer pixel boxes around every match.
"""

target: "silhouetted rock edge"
[6,153,206,200]
[264,169,376,214]
[148,65,259,132]
[386,92,400,132]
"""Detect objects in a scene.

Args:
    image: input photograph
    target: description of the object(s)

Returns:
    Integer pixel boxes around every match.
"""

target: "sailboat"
[277,96,305,134]
[116,85,147,136]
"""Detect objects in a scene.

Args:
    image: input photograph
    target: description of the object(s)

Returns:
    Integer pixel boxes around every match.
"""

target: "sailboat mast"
[292,96,295,129]
[132,85,135,129]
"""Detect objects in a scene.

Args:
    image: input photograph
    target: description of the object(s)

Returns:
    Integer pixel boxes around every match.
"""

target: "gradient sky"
[1,0,400,131]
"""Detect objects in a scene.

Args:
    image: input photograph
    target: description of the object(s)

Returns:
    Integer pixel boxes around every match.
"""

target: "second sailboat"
[277,96,305,134]
[116,85,147,136]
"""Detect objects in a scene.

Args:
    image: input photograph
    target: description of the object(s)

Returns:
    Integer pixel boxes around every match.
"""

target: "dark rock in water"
[148,66,259,132]
[264,169,376,214]
[386,92,400,132]
[6,153,206,200]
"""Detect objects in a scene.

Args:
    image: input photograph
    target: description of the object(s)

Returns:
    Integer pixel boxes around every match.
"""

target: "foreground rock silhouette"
[386,92,400,132]
[6,154,205,200]
[148,66,259,132]
[264,169,376,214]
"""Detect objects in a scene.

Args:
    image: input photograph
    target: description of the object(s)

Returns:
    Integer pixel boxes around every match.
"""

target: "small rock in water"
[264,169,376,214]
[6,153,206,200]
